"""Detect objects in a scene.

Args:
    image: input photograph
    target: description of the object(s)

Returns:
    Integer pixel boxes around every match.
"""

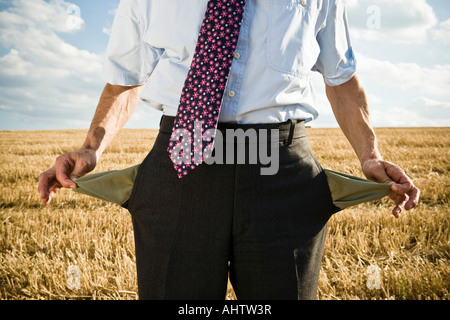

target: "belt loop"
[286,119,296,146]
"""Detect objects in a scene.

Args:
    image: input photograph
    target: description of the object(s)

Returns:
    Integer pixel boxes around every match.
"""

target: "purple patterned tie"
[168,0,246,178]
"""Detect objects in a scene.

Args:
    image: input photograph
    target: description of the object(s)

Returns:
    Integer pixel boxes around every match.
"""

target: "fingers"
[38,170,51,205]
[384,161,414,194]
[38,149,97,206]
[38,153,77,206]
[386,164,419,205]
[362,159,420,218]
[54,154,77,189]
[385,163,420,218]
[38,168,61,206]
[45,182,61,206]
[405,184,420,210]
[389,191,408,218]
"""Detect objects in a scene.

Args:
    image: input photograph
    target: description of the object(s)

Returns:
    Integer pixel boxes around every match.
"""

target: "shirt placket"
[219,0,253,123]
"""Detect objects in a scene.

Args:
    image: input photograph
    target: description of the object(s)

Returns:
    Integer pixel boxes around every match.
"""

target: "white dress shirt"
[102,0,356,124]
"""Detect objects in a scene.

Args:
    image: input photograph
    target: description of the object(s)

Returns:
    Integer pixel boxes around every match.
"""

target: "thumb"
[378,172,404,194]
[374,168,400,190]
[55,154,78,189]
[363,159,394,184]
[69,157,90,182]
[69,149,97,182]
[363,160,406,194]
[382,161,414,195]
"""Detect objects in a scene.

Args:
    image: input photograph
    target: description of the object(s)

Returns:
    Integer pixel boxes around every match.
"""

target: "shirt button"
[301,0,307,6]
[228,91,235,98]
[234,52,241,59]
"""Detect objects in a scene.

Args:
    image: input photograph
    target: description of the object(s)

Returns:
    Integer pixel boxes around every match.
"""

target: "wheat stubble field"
[0,127,448,300]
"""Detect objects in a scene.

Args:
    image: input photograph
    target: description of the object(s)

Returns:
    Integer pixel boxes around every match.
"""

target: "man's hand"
[362,159,420,218]
[37,83,144,206]
[325,75,420,217]
[38,148,97,206]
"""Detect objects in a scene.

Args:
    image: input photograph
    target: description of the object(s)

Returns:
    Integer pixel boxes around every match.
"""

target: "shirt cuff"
[101,71,148,86]
[323,66,356,87]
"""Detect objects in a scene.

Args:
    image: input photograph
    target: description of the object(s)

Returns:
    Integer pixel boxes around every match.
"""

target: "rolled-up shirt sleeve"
[102,0,162,86]
[313,0,356,86]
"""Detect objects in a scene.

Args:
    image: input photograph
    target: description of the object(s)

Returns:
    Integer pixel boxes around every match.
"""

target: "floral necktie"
[168,0,246,178]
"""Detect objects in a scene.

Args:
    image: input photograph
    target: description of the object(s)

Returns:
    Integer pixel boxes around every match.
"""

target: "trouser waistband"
[159,115,306,145]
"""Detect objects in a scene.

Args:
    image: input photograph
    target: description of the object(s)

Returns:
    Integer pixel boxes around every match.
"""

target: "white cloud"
[356,53,450,97]
[347,0,438,44]
[371,95,450,127]
[102,27,112,36]
[371,106,450,127]
[408,96,450,119]
[311,50,450,128]
[432,18,450,44]
[0,0,448,130]
[0,0,103,129]
[102,6,119,36]
[367,94,383,105]
[356,52,450,127]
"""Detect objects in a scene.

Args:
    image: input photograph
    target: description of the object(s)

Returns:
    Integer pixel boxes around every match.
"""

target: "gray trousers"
[126,116,339,300]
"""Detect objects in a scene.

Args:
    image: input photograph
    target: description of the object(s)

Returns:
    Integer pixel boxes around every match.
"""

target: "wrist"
[79,143,102,163]
[357,134,382,165]
[360,151,383,166]
[81,128,108,160]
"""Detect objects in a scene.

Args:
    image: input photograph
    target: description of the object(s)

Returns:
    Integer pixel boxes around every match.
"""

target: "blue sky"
[0,0,449,130]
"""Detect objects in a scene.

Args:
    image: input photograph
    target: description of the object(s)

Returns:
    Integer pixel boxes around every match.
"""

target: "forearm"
[82,83,144,159]
[325,75,381,164]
